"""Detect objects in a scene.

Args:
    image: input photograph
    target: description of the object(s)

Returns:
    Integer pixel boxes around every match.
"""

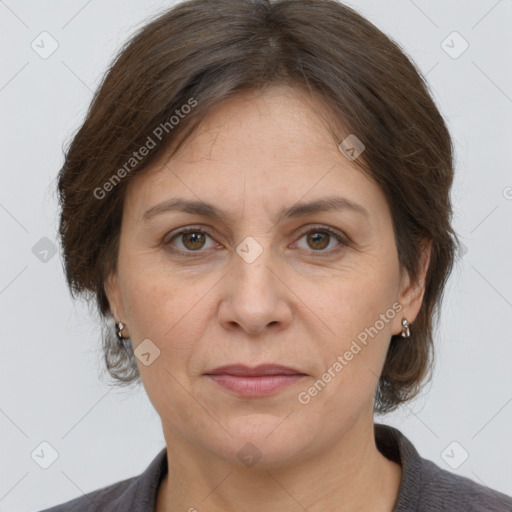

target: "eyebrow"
[142,195,369,224]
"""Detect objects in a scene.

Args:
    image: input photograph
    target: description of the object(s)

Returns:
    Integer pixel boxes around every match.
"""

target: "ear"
[104,271,129,336]
[392,237,432,336]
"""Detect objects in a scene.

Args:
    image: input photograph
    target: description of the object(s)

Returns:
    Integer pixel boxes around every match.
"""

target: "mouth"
[204,364,308,397]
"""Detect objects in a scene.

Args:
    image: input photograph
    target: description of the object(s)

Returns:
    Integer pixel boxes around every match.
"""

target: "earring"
[401,318,411,338]
[116,321,127,340]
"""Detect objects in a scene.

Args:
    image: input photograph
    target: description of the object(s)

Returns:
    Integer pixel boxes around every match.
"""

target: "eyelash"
[162,225,349,258]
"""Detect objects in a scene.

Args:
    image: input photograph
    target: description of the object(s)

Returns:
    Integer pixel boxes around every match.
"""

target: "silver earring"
[116,321,127,340]
[401,318,411,338]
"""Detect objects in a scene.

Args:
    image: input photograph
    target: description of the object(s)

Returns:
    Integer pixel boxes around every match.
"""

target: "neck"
[156,420,402,512]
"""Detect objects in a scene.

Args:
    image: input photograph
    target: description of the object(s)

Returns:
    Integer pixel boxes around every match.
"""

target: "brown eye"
[164,225,347,258]
[294,226,347,254]
[181,231,207,250]
[164,228,216,254]
[306,231,331,250]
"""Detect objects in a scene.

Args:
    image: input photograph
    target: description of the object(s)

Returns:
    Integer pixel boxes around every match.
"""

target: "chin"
[214,414,315,469]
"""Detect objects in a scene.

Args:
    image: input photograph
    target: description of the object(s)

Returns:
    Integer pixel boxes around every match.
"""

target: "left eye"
[163,226,346,255]
[294,227,345,252]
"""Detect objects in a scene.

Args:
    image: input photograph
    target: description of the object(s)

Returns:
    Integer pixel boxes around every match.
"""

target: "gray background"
[1,0,511,510]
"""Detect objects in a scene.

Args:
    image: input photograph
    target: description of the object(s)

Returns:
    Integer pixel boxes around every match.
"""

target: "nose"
[217,240,293,336]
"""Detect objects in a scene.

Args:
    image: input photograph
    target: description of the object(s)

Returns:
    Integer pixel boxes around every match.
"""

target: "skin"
[105,85,431,512]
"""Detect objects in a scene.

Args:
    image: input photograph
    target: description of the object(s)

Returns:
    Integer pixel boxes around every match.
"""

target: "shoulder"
[36,447,168,512]
[36,475,138,512]
[419,458,512,512]
[374,423,512,512]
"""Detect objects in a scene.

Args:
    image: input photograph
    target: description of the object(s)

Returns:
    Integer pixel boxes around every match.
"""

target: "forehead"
[154,86,343,167]
[124,86,383,222]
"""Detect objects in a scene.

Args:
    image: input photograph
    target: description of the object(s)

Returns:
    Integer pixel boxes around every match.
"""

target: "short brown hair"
[57,0,460,413]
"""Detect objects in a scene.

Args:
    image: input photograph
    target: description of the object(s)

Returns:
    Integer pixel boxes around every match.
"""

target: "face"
[105,85,429,468]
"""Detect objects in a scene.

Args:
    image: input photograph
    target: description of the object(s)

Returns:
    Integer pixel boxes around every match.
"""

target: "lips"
[204,364,307,397]
[205,364,306,377]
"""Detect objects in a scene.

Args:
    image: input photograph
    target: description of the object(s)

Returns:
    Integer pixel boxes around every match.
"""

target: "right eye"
[163,227,219,255]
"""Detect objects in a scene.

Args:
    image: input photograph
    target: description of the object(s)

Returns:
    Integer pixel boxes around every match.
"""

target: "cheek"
[305,262,400,402]
[314,260,399,345]
[120,271,209,416]
[119,264,205,362]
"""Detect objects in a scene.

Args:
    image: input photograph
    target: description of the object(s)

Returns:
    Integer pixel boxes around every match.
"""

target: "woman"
[40,0,512,510]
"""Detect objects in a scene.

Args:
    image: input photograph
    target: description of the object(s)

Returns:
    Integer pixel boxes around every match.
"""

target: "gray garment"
[38,423,512,511]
